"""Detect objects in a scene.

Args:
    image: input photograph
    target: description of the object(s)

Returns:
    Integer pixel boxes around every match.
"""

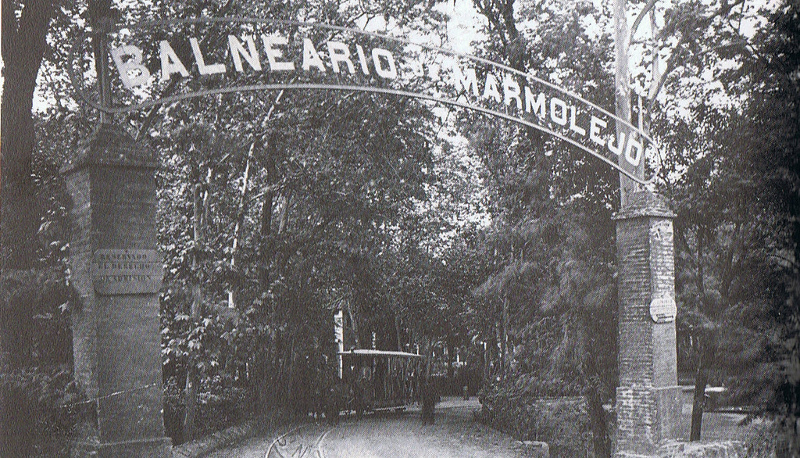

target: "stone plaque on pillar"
[613,191,680,456]
[63,124,172,457]
[92,249,163,295]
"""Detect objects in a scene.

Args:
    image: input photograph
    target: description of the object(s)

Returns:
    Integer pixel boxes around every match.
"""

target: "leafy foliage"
[478,387,593,457]
[0,368,90,457]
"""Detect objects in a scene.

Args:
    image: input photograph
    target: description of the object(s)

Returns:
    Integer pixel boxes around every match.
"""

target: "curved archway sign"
[69,17,654,184]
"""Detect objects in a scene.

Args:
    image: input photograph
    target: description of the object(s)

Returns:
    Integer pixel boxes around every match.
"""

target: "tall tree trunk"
[278,192,292,235]
[285,335,297,412]
[346,294,360,349]
[0,4,53,376]
[613,0,642,207]
[1,1,53,273]
[483,340,490,387]
[254,90,284,291]
[690,335,713,441]
[228,142,255,309]
[495,316,504,382]
[586,381,611,457]
[696,228,706,299]
[258,141,277,290]
[580,312,612,458]
[272,335,286,409]
[183,180,207,441]
[395,314,403,352]
[253,166,274,415]
[254,133,280,414]
[502,295,509,380]
[447,339,454,382]
[230,133,292,311]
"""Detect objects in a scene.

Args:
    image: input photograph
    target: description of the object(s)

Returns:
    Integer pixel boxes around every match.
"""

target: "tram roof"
[338,349,425,359]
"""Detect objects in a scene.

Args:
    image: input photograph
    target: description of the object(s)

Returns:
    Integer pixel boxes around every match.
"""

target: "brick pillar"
[63,125,172,457]
[613,191,680,456]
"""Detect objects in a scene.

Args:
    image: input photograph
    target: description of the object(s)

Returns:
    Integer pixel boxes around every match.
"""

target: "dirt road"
[207,398,525,457]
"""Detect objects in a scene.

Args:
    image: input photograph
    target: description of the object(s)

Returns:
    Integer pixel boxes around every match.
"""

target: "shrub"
[478,382,593,457]
[0,367,90,457]
[163,375,251,445]
[739,418,777,457]
[195,384,250,435]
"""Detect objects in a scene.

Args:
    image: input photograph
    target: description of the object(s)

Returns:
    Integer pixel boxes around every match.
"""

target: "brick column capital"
[62,124,157,176]
[613,191,675,220]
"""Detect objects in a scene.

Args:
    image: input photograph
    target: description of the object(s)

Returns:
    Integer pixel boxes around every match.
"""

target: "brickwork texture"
[64,125,171,457]
[614,192,680,456]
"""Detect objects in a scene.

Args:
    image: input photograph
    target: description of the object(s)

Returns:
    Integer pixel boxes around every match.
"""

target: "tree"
[651,0,798,443]
[0,0,56,378]
[1,3,88,453]
[0,0,57,271]
[143,0,453,434]
[465,1,622,453]
[712,0,799,448]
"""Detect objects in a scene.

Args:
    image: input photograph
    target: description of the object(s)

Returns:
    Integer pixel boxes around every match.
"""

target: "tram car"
[338,349,425,414]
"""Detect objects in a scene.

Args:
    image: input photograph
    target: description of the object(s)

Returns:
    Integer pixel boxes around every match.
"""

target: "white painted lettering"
[589,116,607,146]
[111,45,151,89]
[608,132,625,156]
[371,48,397,79]
[159,40,189,81]
[302,38,327,72]
[503,77,522,110]
[625,135,642,167]
[569,106,586,136]
[453,65,479,97]
[355,45,370,75]
[550,97,568,126]
[483,73,501,103]
[190,38,226,75]
[261,35,295,71]
[525,87,546,118]
[327,41,355,74]
[228,35,262,72]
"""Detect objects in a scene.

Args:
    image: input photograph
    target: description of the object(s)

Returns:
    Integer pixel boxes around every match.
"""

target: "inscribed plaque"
[92,249,163,295]
[649,295,677,323]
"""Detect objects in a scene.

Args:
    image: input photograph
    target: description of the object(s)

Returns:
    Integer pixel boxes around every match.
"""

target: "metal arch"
[72,81,653,185]
[68,17,657,185]
[69,16,652,143]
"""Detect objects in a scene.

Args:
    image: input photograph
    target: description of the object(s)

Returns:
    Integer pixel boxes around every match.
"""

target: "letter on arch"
[302,38,327,72]
[371,48,397,79]
[550,97,568,126]
[503,77,522,110]
[261,35,295,71]
[228,35,262,72]
[452,65,480,97]
[482,73,501,103]
[159,40,189,81]
[190,38,226,75]
[327,41,355,74]
[525,87,546,118]
[111,45,151,88]
[625,136,643,167]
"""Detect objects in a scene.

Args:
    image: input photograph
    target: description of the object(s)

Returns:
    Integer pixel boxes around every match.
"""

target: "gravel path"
[207,398,525,457]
